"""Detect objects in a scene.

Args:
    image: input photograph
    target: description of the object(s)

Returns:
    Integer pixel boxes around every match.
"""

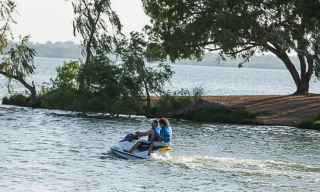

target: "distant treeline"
[27,41,298,70]
[177,54,300,70]
[30,41,81,59]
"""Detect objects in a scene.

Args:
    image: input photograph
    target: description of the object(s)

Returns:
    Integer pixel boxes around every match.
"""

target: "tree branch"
[265,42,301,86]
[0,70,36,97]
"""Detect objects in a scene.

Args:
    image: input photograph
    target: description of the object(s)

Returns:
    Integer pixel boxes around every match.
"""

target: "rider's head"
[159,117,169,128]
[151,120,159,129]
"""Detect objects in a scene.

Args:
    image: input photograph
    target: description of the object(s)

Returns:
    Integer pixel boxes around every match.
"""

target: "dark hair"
[159,117,169,127]
[151,120,159,128]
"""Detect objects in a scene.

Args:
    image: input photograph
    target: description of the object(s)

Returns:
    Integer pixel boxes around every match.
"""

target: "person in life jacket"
[148,117,173,155]
[128,120,161,154]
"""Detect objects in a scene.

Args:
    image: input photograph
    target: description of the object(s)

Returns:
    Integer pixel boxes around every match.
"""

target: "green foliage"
[38,31,174,115]
[154,95,193,114]
[78,54,125,112]
[187,108,256,124]
[41,52,147,114]
[53,61,80,89]
[40,61,80,110]
[116,32,174,112]
[150,87,204,114]
[143,0,320,94]
[0,36,37,102]
[72,0,121,64]
[0,0,16,52]
[61,1,173,114]
[2,94,29,106]
[117,32,174,93]
[40,88,78,110]
[143,0,320,59]
[299,116,320,131]
[149,86,255,124]
[0,36,36,77]
[0,0,38,99]
[314,35,320,80]
[191,87,204,103]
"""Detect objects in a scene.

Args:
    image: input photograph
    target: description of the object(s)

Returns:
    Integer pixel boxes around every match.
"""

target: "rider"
[128,120,160,154]
[148,117,173,155]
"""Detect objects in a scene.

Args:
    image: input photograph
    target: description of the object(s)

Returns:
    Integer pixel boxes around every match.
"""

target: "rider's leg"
[128,141,142,153]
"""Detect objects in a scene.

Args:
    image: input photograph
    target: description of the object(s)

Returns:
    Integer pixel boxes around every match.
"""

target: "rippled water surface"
[1,57,320,191]
[1,106,320,192]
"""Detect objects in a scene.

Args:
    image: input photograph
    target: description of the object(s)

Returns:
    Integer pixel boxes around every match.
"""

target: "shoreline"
[150,94,320,128]
[3,94,320,130]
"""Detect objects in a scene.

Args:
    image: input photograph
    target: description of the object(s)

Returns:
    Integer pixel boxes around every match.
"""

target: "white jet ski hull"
[111,141,150,160]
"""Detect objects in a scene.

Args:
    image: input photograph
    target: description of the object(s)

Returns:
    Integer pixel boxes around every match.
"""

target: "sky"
[12,0,149,43]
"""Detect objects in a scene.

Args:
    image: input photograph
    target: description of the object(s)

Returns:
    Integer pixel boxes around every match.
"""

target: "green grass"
[299,116,320,131]
[183,107,256,124]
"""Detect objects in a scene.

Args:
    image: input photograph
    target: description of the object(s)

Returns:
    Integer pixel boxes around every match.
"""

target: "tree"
[0,36,37,103]
[0,0,15,51]
[72,0,121,65]
[0,1,38,104]
[142,0,320,95]
[116,32,173,113]
[72,0,122,91]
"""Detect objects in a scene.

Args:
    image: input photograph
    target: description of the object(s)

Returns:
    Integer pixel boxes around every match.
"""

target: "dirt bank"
[200,95,320,126]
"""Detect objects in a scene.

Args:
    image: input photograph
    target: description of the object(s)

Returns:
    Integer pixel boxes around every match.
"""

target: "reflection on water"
[0,105,320,192]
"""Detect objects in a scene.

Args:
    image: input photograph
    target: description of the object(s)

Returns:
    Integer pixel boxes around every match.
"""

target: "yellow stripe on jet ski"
[159,146,173,153]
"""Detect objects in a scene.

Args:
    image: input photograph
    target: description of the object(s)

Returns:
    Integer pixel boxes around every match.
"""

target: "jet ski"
[111,133,173,160]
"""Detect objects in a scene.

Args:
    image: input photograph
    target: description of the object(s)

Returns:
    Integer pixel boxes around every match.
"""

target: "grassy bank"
[2,93,257,125]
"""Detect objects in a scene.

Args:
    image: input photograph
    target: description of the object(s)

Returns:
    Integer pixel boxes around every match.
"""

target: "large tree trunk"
[265,43,313,95]
[294,53,314,95]
[295,76,310,95]
[0,71,38,106]
[19,79,37,105]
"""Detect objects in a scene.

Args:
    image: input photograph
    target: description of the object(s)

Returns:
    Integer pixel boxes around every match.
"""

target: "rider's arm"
[136,130,151,137]
[148,143,154,155]
[148,129,155,141]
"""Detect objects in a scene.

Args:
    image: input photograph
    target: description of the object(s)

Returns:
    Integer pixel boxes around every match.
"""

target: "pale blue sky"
[12,0,149,43]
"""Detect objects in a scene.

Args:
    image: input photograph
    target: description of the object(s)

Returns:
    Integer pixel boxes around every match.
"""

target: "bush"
[150,87,204,114]
[149,86,256,124]
[77,54,146,113]
[53,61,80,89]
[192,87,204,102]
[39,61,81,110]
[299,116,320,131]
[2,94,29,106]
[150,94,193,114]
[3,34,174,116]
[187,107,256,124]
[40,88,78,110]
[40,55,146,114]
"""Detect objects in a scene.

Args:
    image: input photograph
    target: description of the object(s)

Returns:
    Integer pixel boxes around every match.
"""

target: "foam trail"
[152,155,320,177]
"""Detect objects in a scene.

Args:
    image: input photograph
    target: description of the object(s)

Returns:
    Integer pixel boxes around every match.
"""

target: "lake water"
[1,57,320,96]
[1,57,320,192]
